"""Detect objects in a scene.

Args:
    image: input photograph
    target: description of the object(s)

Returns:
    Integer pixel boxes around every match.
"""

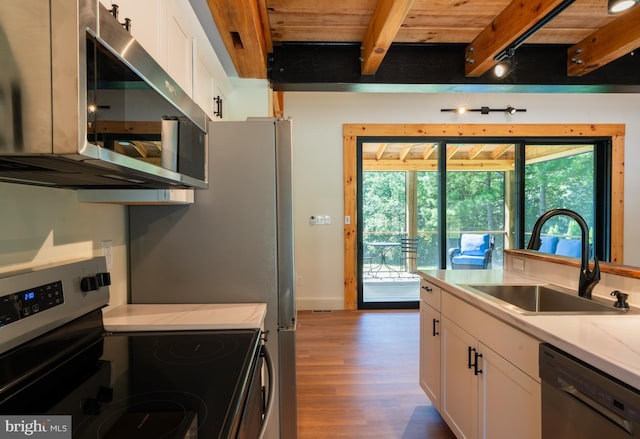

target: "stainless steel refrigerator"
[128,118,297,439]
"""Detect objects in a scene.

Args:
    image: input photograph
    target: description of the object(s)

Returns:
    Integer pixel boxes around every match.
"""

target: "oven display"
[0,281,64,327]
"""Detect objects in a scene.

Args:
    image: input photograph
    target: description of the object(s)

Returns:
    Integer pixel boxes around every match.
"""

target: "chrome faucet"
[527,208,600,299]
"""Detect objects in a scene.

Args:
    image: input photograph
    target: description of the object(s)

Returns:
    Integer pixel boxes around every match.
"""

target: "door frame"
[343,123,625,310]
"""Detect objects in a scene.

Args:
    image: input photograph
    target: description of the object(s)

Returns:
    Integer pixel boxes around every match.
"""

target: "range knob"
[80,276,98,292]
[80,272,111,292]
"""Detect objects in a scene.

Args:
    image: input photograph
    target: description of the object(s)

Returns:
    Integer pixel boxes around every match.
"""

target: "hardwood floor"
[295,310,455,439]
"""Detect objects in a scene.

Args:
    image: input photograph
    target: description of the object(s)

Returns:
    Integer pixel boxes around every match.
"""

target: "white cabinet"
[419,278,541,439]
[192,32,225,120]
[440,316,540,439]
[99,0,230,114]
[420,279,442,409]
[441,316,478,439]
[99,0,163,62]
[479,342,540,439]
[166,0,193,96]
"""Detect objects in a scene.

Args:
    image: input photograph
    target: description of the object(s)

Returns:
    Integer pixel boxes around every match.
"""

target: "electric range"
[0,258,265,438]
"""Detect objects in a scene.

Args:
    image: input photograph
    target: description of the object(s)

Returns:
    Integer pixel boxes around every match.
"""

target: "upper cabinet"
[166,1,193,97]
[98,0,163,62]
[98,1,230,121]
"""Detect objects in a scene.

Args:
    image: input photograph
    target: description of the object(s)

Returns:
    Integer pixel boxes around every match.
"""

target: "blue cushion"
[556,239,581,258]
[451,255,486,266]
[538,236,559,254]
[459,234,490,256]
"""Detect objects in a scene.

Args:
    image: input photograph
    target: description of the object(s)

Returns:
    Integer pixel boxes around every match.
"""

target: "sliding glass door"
[357,137,609,309]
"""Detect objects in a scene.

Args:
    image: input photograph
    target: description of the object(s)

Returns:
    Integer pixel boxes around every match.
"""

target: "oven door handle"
[558,377,633,435]
[258,344,275,439]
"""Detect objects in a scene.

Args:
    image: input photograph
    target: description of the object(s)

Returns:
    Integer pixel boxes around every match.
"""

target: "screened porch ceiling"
[362,143,593,171]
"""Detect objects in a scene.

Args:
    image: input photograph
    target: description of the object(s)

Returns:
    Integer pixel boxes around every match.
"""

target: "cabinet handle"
[421,285,433,292]
[468,346,475,369]
[432,318,440,336]
[474,352,483,375]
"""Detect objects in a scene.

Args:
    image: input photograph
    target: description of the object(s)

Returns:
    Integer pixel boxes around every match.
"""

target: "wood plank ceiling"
[205,0,640,81]
[361,142,591,171]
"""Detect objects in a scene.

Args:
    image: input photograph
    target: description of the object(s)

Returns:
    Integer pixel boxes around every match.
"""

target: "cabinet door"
[107,0,163,62]
[478,343,541,439]
[441,317,478,439]
[193,44,219,119]
[166,0,193,96]
[420,300,441,410]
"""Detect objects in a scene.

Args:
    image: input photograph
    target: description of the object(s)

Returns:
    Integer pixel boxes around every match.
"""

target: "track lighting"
[441,106,526,115]
[494,58,515,78]
[608,0,638,13]
[493,48,516,78]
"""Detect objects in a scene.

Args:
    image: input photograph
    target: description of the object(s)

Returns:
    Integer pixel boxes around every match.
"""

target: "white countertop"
[421,269,640,389]
[103,303,267,332]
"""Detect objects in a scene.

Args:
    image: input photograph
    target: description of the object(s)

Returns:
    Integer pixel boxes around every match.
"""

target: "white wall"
[224,78,271,120]
[0,184,129,308]
[284,92,640,310]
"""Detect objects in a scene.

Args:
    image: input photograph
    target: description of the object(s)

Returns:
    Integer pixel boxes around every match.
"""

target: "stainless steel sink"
[462,284,633,314]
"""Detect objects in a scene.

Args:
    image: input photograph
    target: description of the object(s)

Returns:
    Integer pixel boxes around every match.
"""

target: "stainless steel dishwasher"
[540,343,640,438]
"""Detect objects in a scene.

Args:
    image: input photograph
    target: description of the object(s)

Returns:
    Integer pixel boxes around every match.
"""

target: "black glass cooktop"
[0,310,261,438]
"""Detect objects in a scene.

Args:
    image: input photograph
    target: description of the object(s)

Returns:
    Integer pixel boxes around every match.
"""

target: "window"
[356,136,611,309]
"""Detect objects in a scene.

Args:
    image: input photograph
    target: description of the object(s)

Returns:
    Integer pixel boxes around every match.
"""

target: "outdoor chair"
[400,237,419,273]
[449,233,494,269]
[537,235,559,254]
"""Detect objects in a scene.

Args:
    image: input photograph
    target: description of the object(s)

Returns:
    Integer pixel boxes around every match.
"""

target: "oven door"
[540,343,640,438]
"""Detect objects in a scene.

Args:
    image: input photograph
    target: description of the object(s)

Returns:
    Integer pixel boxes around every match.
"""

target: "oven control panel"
[0,281,64,327]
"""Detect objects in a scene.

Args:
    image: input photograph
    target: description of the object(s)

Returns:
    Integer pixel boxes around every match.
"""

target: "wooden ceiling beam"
[422,144,436,160]
[446,145,459,159]
[490,144,513,159]
[361,0,416,75]
[467,144,486,159]
[567,6,640,77]
[464,0,572,77]
[376,143,389,160]
[258,0,274,53]
[399,144,413,161]
[205,0,268,78]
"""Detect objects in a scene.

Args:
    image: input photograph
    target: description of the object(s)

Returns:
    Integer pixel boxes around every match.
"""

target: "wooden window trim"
[343,124,625,310]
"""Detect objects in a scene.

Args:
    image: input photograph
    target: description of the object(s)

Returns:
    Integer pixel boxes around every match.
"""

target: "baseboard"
[296,297,344,311]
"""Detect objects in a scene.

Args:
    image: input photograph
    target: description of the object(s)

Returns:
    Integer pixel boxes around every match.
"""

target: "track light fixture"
[493,48,516,78]
[487,0,575,78]
[441,106,526,115]
[608,0,638,13]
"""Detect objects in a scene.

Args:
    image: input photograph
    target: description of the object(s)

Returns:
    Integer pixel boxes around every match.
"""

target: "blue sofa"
[536,235,582,258]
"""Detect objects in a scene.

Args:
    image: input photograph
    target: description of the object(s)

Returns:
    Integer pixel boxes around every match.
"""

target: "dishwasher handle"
[558,377,634,435]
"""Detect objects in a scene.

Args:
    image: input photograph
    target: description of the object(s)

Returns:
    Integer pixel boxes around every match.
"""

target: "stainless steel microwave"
[0,0,208,189]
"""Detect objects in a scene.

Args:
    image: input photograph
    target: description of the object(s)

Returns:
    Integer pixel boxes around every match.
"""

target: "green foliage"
[362,172,406,234]
[524,152,594,236]
[361,150,595,268]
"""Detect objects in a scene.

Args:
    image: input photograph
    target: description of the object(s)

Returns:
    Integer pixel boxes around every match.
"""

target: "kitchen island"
[419,250,640,439]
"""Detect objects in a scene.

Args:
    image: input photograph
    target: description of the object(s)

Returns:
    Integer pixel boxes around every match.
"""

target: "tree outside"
[362,150,594,271]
